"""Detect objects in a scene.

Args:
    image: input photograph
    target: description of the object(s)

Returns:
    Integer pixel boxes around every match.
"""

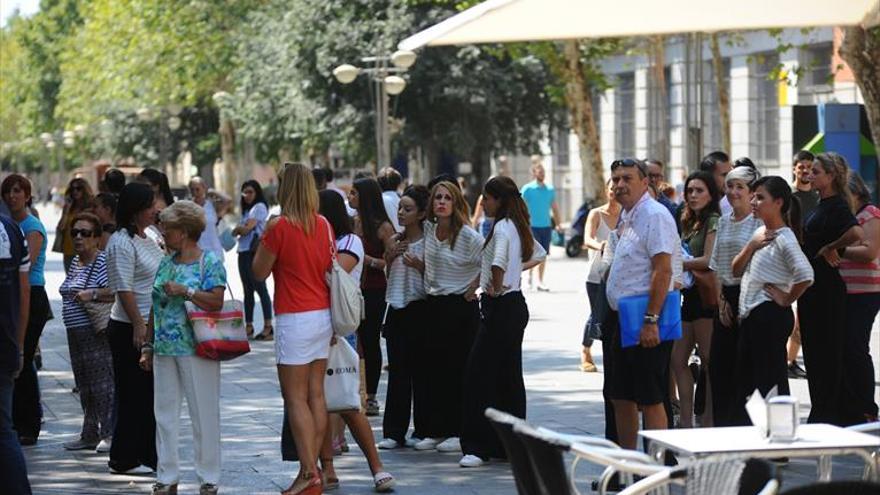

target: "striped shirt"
[107,229,165,323]
[386,236,426,309]
[423,221,483,296]
[709,213,763,286]
[480,219,546,296]
[839,204,880,294]
[59,252,108,328]
[738,227,814,319]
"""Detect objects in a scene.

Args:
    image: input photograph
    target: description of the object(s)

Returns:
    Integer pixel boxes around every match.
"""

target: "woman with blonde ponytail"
[798,152,863,425]
[458,177,546,468]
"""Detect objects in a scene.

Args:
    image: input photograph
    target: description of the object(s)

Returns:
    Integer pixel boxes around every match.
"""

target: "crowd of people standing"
[0,160,551,494]
[0,147,877,495]
[587,150,878,455]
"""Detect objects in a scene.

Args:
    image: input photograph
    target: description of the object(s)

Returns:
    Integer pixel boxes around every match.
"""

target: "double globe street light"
[333,49,417,171]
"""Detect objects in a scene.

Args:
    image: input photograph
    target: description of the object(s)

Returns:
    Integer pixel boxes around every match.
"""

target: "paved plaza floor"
[21,204,880,494]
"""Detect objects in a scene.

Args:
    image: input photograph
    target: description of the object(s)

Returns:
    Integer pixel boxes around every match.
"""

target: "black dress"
[797,194,857,425]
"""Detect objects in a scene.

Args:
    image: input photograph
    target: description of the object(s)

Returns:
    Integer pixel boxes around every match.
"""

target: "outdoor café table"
[639,424,880,482]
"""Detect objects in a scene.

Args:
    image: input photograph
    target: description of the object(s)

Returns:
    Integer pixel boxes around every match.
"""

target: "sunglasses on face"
[71,228,95,238]
[71,186,83,192]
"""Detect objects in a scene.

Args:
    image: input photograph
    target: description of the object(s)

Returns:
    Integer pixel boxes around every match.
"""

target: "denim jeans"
[0,371,32,494]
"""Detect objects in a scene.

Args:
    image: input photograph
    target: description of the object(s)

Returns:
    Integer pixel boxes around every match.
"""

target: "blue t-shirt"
[18,214,47,286]
[521,181,555,228]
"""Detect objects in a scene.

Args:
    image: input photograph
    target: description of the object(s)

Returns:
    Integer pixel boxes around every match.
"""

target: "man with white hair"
[188,177,226,258]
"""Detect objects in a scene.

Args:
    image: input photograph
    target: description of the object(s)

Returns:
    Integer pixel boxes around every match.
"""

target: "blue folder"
[618,290,682,348]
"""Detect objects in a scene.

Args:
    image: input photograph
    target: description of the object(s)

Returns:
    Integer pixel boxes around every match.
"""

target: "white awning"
[399,0,880,50]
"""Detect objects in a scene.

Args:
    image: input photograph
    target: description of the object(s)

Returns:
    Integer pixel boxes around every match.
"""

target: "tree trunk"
[218,117,237,199]
[648,36,669,165]
[840,26,880,168]
[563,40,604,202]
[710,33,732,154]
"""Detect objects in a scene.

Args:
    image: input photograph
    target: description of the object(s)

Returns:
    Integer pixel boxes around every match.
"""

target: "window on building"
[702,58,731,155]
[750,52,780,164]
[799,43,834,103]
[615,72,636,158]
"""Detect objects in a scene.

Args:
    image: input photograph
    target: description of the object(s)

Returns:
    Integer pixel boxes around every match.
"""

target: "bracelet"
[186,287,196,300]
[140,342,154,351]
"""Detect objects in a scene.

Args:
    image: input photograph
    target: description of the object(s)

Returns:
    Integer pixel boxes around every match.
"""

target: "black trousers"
[840,292,880,423]
[600,309,618,443]
[237,250,272,325]
[710,285,741,426]
[382,300,427,443]
[107,319,157,471]
[461,292,529,459]
[798,262,847,425]
[733,301,793,425]
[416,294,479,438]
[13,286,51,439]
[358,288,387,396]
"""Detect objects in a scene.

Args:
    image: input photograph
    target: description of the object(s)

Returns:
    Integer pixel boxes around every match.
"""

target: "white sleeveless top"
[586,215,613,284]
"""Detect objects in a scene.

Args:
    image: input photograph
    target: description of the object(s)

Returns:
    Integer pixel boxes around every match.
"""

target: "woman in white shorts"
[253,163,334,495]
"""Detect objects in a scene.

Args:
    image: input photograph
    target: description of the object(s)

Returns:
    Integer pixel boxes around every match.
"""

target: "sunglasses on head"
[611,158,648,176]
[71,228,95,238]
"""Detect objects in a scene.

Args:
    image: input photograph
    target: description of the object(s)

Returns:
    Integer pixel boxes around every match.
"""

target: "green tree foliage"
[230,0,563,173]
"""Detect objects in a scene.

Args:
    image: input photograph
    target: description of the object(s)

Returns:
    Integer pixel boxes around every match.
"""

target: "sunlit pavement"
[23,203,879,493]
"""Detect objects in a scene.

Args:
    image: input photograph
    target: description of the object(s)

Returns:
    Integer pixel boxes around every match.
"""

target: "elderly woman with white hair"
[139,200,227,495]
[707,163,762,426]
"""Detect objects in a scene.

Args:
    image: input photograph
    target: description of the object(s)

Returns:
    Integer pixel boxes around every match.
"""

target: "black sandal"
[255,326,274,341]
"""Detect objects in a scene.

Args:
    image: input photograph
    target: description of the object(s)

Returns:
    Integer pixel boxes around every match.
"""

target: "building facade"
[539,27,866,220]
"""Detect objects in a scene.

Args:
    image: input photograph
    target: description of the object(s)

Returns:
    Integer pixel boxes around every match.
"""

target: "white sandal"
[373,471,395,492]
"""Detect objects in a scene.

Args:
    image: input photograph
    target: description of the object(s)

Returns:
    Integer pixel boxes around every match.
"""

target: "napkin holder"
[745,387,798,442]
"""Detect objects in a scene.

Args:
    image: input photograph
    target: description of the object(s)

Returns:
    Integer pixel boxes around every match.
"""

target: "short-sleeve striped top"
[107,229,165,323]
[423,221,483,296]
[709,212,763,287]
[59,252,109,328]
[839,204,880,294]
[386,236,426,309]
[738,226,814,319]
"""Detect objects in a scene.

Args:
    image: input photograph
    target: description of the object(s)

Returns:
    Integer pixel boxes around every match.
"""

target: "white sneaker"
[96,438,112,453]
[413,437,444,451]
[459,454,485,467]
[376,438,400,450]
[436,437,461,452]
[404,437,419,448]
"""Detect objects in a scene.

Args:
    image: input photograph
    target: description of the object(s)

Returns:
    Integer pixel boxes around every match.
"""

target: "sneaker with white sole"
[404,437,419,448]
[376,438,400,450]
[413,437,444,451]
[459,454,486,467]
[436,437,461,452]
[110,464,154,475]
[95,438,112,453]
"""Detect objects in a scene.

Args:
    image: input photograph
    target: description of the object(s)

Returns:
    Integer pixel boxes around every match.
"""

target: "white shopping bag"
[324,338,361,412]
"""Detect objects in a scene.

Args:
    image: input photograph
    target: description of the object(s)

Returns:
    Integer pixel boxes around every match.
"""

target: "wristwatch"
[643,313,660,325]
[186,287,196,300]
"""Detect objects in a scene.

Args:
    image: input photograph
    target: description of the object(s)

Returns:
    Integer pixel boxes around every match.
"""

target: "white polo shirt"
[606,191,681,310]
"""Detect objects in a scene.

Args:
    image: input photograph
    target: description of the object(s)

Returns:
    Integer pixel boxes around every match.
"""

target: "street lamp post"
[333,50,416,171]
